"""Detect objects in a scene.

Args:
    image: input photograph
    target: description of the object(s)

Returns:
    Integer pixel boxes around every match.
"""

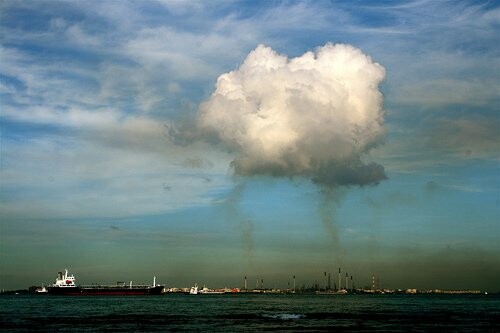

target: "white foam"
[263,313,305,320]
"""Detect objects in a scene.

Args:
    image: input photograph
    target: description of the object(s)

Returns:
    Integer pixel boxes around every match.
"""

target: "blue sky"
[1,0,499,291]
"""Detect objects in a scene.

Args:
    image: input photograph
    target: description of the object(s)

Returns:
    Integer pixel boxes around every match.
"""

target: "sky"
[1,0,499,291]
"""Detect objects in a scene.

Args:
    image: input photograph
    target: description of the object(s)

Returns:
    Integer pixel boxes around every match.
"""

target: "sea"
[1,293,499,332]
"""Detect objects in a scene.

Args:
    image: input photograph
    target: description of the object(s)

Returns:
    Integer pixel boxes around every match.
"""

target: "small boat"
[35,286,48,293]
[189,284,199,294]
[199,286,224,294]
[316,289,348,295]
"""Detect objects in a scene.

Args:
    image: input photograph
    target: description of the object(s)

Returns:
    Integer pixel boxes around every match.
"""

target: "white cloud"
[198,43,387,186]
[155,0,206,15]
[1,0,498,215]
[49,17,68,30]
[65,24,102,47]
[394,78,499,107]
[124,26,246,80]
[0,136,233,219]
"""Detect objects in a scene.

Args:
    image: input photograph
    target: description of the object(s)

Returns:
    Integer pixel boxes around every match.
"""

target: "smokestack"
[324,272,327,291]
[261,279,264,290]
[293,275,296,293]
[372,274,375,290]
[345,273,348,291]
[328,273,331,291]
[244,276,247,291]
[351,275,353,292]
[338,268,341,291]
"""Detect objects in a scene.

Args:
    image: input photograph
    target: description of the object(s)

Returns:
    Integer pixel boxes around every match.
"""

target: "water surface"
[1,294,498,332]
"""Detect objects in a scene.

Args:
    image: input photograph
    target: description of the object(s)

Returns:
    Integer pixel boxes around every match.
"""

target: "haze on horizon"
[0,0,499,292]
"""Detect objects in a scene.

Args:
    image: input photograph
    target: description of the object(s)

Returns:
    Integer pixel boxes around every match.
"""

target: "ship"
[47,269,164,295]
[35,285,48,293]
[188,284,225,295]
[189,283,199,294]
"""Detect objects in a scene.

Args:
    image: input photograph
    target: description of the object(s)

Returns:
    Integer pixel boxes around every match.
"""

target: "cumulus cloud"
[198,43,387,186]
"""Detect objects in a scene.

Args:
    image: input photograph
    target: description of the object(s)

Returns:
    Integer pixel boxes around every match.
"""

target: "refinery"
[1,267,488,295]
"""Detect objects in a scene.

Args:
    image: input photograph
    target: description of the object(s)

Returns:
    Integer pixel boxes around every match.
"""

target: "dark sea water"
[1,294,499,332]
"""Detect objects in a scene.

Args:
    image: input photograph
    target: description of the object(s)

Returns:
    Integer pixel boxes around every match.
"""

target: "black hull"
[48,285,163,295]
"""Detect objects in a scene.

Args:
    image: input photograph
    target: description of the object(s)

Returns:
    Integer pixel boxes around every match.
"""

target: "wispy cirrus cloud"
[1,0,498,213]
[0,135,233,219]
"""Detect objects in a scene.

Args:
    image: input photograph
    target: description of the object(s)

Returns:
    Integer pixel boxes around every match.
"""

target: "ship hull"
[48,285,163,295]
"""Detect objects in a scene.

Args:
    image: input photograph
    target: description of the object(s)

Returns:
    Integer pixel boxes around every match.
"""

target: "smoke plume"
[223,183,254,265]
[198,43,387,186]
[319,188,343,249]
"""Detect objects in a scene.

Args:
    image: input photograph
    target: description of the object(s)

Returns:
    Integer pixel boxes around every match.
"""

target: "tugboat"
[47,269,164,295]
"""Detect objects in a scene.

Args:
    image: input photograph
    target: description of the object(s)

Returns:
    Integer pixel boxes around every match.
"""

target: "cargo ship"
[47,269,164,295]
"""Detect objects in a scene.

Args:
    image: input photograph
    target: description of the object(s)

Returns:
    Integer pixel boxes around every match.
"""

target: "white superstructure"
[189,284,199,294]
[53,269,76,287]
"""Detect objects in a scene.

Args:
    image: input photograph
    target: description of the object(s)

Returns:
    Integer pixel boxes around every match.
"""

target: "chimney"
[338,268,341,291]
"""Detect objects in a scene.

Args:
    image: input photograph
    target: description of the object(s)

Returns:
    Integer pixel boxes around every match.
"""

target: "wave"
[261,313,305,320]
